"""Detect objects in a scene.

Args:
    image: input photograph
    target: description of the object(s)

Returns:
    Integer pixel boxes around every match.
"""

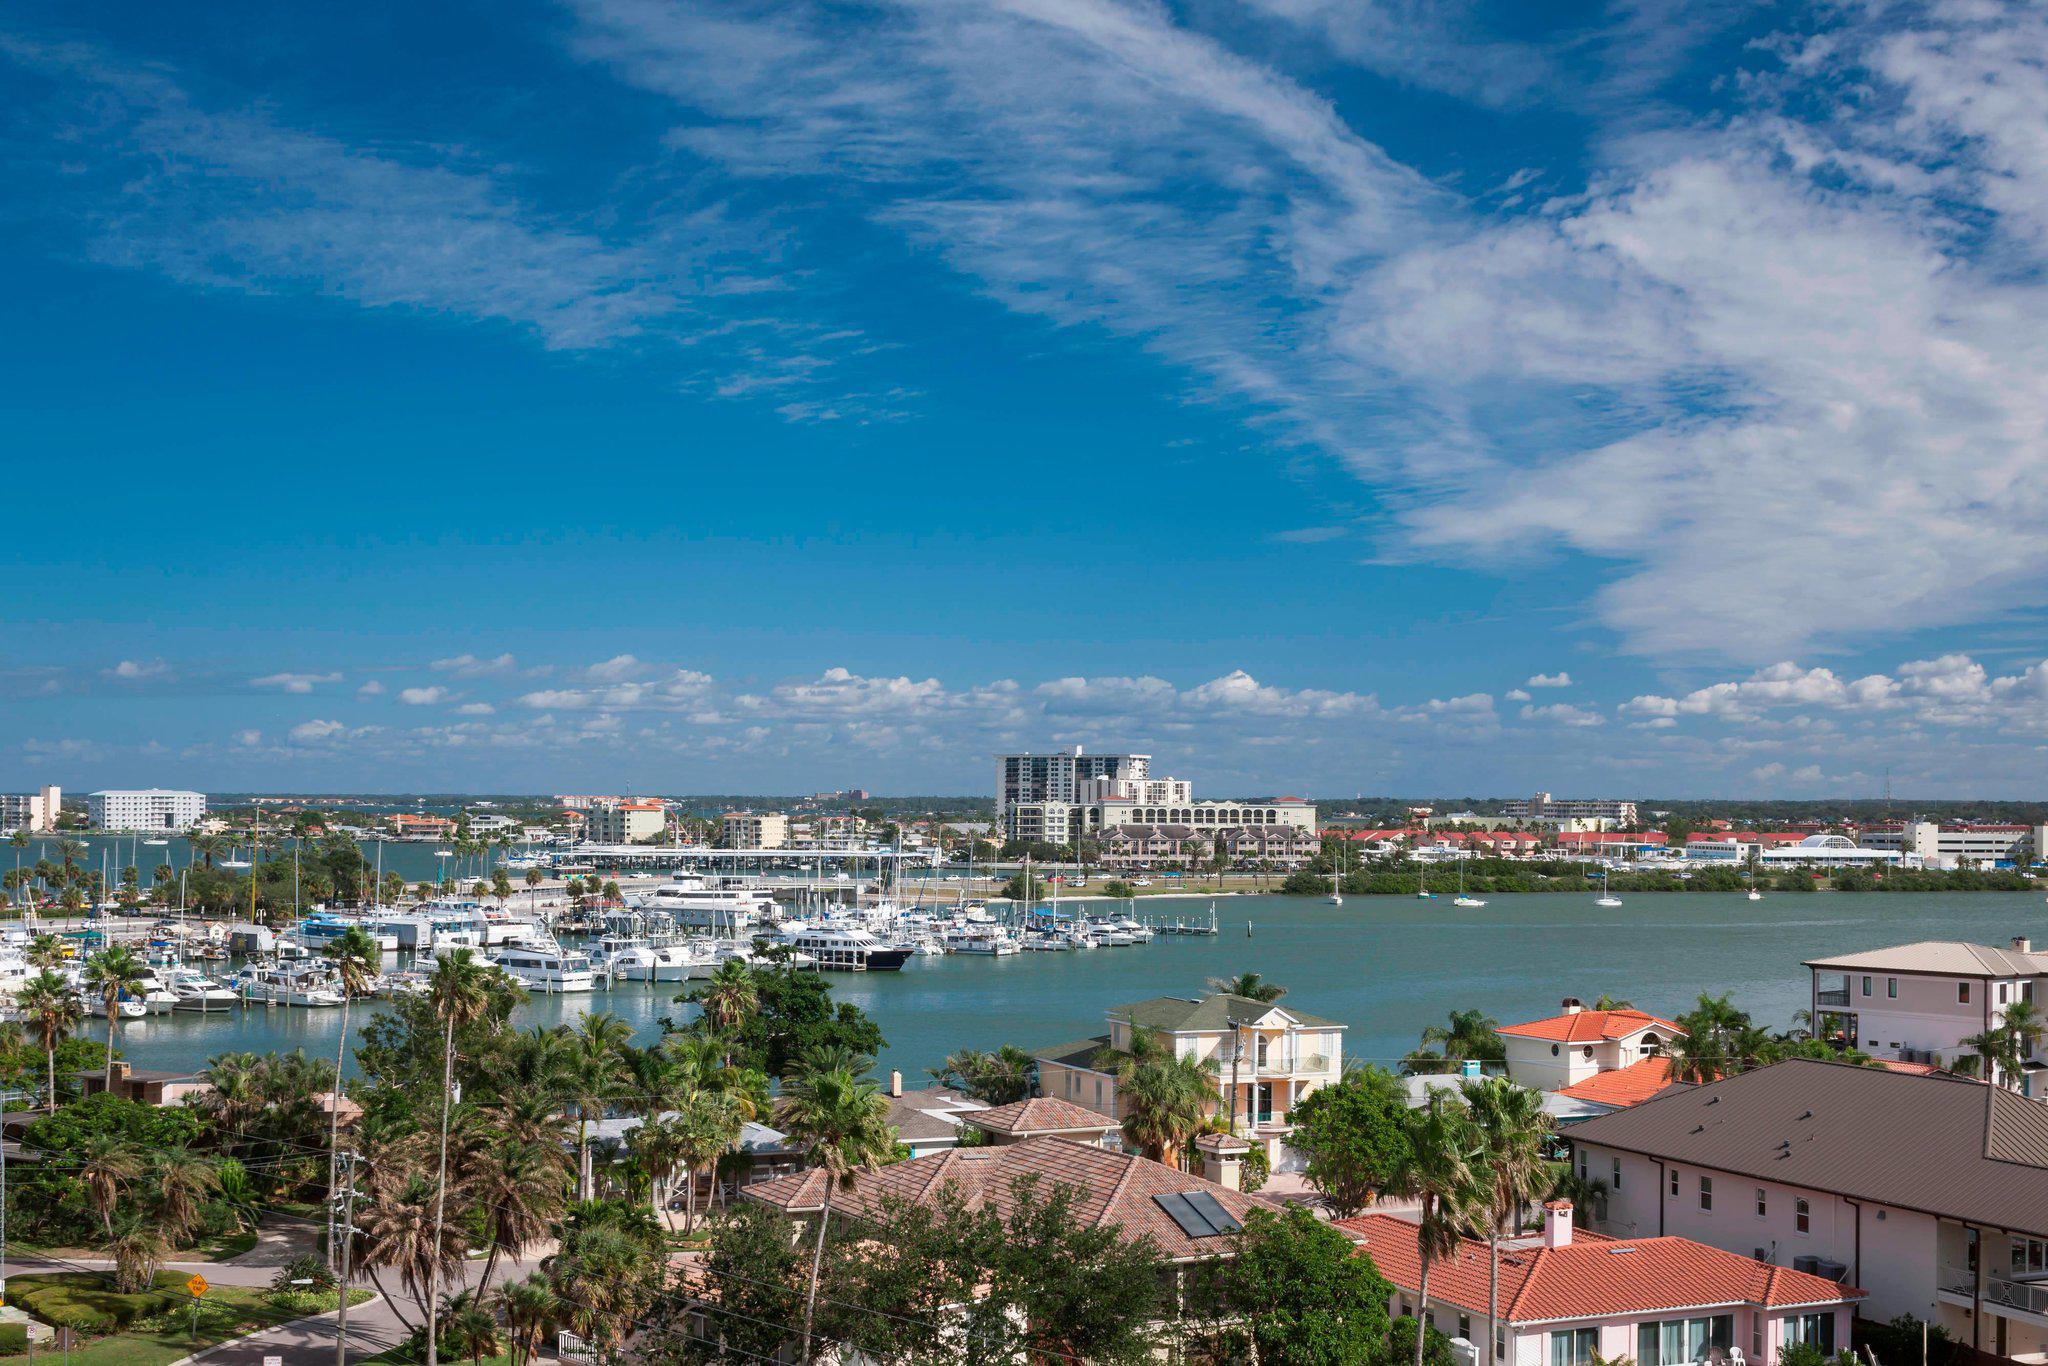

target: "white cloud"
[519,689,589,710]
[398,686,449,706]
[232,728,262,746]
[103,659,168,681]
[1525,672,1572,688]
[251,671,341,694]
[1519,701,1605,728]
[431,653,518,676]
[356,680,386,697]
[289,718,348,743]
[454,702,496,715]
[1505,688,1531,702]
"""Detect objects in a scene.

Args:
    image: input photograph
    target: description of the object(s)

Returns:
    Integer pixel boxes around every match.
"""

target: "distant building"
[997,748,1149,817]
[1856,821,2044,869]
[553,794,622,811]
[0,785,61,833]
[1755,834,1903,868]
[720,811,790,850]
[584,800,667,844]
[1502,792,1640,826]
[388,813,454,839]
[87,789,204,832]
[1806,935,2047,1087]
[1496,1000,1686,1092]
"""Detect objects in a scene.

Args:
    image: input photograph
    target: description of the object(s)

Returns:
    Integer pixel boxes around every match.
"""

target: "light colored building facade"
[720,811,790,850]
[1502,792,1640,826]
[1568,1060,2048,1360]
[86,789,204,832]
[996,748,1148,817]
[1806,937,2044,1089]
[1497,1002,1686,1093]
[1032,992,1345,1168]
[1341,1203,1861,1366]
[0,785,61,833]
[1856,822,2045,869]
[1756,834,1906,868]
[583,800,667,843]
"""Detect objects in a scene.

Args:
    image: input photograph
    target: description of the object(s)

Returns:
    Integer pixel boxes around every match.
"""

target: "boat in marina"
[593,935,718,983]
[1595,867,1624,908]
[1452,863,1487,908]
[163,967,240,1012]
[232,963,346,1008]
[629,878,781,934]
[779,923,910,971]
[284,912,400,953]
[945,923,1021,956]
[491,941,598,993]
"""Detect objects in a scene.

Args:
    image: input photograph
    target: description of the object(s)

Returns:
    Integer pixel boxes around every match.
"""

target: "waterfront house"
[1806,937,2045,1091]
[1031,992,1345,1169]
[960,1096,1122,1148]
[1497,1001,1686,1092]
[880,1077,993,1157]
[742,1134,1260,1265]
[1339,1201,1862,1366]
[1566,1059,2048,1358]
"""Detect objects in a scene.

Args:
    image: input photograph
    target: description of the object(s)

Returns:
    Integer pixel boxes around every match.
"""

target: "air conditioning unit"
[1793,1256,1849,1282]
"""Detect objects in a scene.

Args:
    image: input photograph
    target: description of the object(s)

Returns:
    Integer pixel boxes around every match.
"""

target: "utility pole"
[333,1149,359,1366]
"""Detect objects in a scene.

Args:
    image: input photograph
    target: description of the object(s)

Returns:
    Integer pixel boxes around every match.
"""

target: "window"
[1756,1188,1768,1218]
[1783,1314,1835,1354]
[1637,1315,1735,1366]
[1578,1150,1588,1179]
[1861,975,1872,996]
[2013,1237,2048,1277]
[1796,1198,1810,1234]
[1550,1328,1598,1366]
[1460,1315,1471,1341]
[1613,1158,1623,1192]
[1960,982,1971,1004]
[1888,977,1898,998]
[1552,1044,1561,1056]
[1700,1175,1713,1211]
[1670,1168,1680,1197]
[1998,984,2007,1005]
[1583,1045,1595,1061]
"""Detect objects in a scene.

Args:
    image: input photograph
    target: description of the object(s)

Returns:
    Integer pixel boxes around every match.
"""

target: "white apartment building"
[1569,1060,2048,1360]
[1856,822,2045,869]
[1004,796,1317,846]
[1075,775,1193,805]
[996,748,1148,817]
[721,811,790,850]
[1806,937,2045,1091]
[583,800,667,843]
[87,789,205,832]
[0,785,61,833]
[1502,792,1640,826]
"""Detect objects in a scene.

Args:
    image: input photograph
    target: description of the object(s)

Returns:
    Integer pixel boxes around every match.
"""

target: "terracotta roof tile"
[1497,1009,1685,1043]
[1337,1214,1861,1324]
[965,1097,1118,1136]
[1555,1058,1686,1109]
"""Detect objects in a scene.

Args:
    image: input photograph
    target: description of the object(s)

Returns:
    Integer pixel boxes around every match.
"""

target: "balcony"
[1216,1052,1331,1077]
[1815,988,1851,1007]
[1940,1266,2048,1321]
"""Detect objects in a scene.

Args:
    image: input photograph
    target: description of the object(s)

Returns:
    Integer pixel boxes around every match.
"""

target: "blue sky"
[5,0,2047,798]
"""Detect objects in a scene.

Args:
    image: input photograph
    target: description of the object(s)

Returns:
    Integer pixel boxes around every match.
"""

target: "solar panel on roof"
[1184,1191,1243,1234]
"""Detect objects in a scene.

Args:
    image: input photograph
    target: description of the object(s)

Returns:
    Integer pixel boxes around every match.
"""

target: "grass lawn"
[0,1272,370,1366]
[190,1228,261,1260]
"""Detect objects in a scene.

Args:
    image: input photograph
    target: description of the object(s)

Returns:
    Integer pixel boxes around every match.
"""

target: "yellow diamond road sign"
[186,1273,209,1298]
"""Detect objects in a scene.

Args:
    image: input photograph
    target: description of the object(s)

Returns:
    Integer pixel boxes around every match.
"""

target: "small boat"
[164,967,240,1012]
[1452,863,1486,908]
[1594,868,1623,908]
[143,839,170,847]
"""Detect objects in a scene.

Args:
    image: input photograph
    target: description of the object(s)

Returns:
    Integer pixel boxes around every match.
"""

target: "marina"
[49,888,2048,1083]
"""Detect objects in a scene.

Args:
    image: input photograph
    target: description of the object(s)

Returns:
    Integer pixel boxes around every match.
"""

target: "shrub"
[0,1324,27,1352]
[272,1253,337,1293]
[7,1272,182,1332]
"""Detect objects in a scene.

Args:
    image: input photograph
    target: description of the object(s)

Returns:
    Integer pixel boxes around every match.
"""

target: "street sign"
[186,1273,208,1298]
[265,1356,283,1366]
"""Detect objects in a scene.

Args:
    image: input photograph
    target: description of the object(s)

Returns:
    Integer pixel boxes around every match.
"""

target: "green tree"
[569,1012,634,1199]
[780,1054,898,1363]
[1462,1077,1554,1366]
[1286,1066,1416,1217]
[425,949,497,1366]
[928,1044,1037,1104]
[1097,1029,1216,1168]
[1392,1092,1480,1366]
[1208,971,1286,1003]
[500,1272,559,1366]
[1216,1205,1393,1365]
[1402,1009,1505,1076]
[16,969,82,1110]
[81,944,146,1088]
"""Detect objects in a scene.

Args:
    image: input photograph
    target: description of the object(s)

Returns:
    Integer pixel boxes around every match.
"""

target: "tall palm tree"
[568,1012,634,1200]
[78,1133,142,1243]
[1392,1092,1480,1366]
[16,969,82,1109]
[1669,994,1747,1085]
[9,829,26,905]
[323,925,382,1270]
[470,1137,570,1292]
[2004,1001,2045,1076]
[425,949,495,1366]
[780,1058,898,1363]
[1956,1028,2011,1086]
[688,960,759,1058]
[1463,1077,1554,1366]
[148,1145,220,1243]
[1405,1008,1506,1075]
[1098,1029,1216,1167]
[26,934,66,972]
[82,944,146,1087]
[1207,971,1286,1003]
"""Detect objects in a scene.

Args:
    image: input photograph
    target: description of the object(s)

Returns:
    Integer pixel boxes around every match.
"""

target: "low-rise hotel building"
[0,785,61,833]
[87,789,205,832]
[1855,822,2046,870]
[719,811,789,850]
[1503,793,1640,826]
[583,800,667,843]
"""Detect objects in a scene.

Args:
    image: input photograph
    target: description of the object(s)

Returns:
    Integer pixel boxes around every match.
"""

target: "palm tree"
[2004,1001,2045,1075]
[82,944,146,1087]
[148,1145,220,1243]
[1392,1092,1479,1366]
[1207,971,1286,1003]
[322,925,382,1266]
[1098,1029,1216,1167]
[16,970,81,1109]
[568,1012,634,1200]
[1668,994,1748,1085]
[1956,1027,2011,1086]
[26,934,66,971]
[780,1057,898,1363]
[688,960,759,1058]
[188,831,226,869]
[500,1273,558,1366]
[1405,1008,1505,1075]
[1463,1077,1554,1366]
[425,949,495,1366]
[359,1169,471,1342]
[78,1134,142,1243]
[470,1137,570,1292]
[1590,994,1634,1011]
[438,1289,504,1365]
[107,1215,172,1293]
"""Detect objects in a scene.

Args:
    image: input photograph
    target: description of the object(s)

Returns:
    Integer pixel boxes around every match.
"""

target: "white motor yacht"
[234,964,346,1008]
[491,941,597,993]
[163,967,240,1012]
[944,924,1021,956]
[595,936,717,983]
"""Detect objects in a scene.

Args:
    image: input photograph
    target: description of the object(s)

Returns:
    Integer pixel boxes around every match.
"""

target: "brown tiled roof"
[885,1087,987,1144]
[1338,1214,1861,1324]
[1567,1059,2048,1236]
[741,1135,1256,1261]
[964,1097,1117,1137]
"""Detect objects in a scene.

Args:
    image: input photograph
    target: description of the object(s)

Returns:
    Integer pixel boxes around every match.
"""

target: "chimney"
[110,1060,131,1082]
[889,1069,903,1098]
[1561,997,1584,1015]
[1543,1200,1574,1248]
[1461,1058,1483,1080]
[2015,936,2033,955]
[1196,1132,1251,1191]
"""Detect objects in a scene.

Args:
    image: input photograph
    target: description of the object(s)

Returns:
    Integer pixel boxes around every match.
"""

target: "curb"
[166,1291,384,1366]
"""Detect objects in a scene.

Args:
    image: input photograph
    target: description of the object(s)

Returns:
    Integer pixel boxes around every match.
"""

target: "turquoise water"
[80,889,2048,1081]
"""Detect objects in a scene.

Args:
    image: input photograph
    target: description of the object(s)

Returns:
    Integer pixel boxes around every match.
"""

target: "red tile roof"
[1555,1057,1684,1108]
[1337,1214,1862,1323]
[964,1097,1119,1137]
[1497,1009,1685,1043]
[742,1135,1259,1261]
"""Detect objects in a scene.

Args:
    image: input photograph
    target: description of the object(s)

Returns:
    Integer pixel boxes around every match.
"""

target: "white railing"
[1940,1265,2048,1319]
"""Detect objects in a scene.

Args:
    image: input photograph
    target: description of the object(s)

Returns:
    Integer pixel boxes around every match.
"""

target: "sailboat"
[1325,834,1343,905]
[1745,860,1763,901]
[1415,860,1434,900]
[1594,866,1623,908]
[1452,857,1486,908]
